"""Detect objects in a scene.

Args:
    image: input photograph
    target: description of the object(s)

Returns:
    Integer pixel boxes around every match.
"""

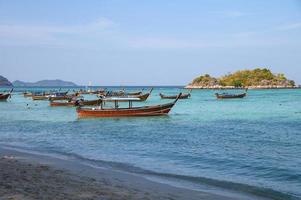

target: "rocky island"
[0,75,13,87]
[186,68,298,89]
[13,79,77,87]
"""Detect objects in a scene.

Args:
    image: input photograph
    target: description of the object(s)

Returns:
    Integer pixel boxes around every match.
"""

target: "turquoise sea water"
[0,87,300,199]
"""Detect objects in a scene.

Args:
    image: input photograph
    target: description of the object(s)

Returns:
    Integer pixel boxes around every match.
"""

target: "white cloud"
[275,22,301,31]
[0,18,116,45]
[127,35,288,49]
[1,17,299,50]
[233,21,301,39]
[0,19,218,49]
[64,18,116,33]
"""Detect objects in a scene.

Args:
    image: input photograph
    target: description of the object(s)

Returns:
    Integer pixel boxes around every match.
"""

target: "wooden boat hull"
[78,91,90,95]
[135,93,150,101]
[91,91,103,94]
[103,93,151,102]
[48,96,74,101]
[126,91,142,95]
[32,96,49,100]
[215,93,247,99]
[50,101,75,107]
[23,92,33,97]
[77,102,175,118]
[0,94,10,101]
[159,93,190,99]
[50,99,102,107]
[103,88,152,101]
[80,99,102,106]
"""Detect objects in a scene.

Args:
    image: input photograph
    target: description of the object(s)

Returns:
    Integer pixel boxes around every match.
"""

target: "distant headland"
[186,68,299,89]
[0,75,78,87]
[12,79,78,87]
[0,75,13,87]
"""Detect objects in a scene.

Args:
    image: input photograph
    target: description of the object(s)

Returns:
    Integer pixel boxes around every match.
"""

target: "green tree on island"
[191,68,295,87]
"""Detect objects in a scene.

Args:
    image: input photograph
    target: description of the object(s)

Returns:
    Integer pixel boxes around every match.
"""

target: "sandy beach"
[0,146,272,200]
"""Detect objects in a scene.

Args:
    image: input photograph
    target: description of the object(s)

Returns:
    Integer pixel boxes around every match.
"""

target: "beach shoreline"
[0,146,273,200]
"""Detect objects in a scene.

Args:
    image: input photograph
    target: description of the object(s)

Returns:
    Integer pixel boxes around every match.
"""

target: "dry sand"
[0,156,143,200]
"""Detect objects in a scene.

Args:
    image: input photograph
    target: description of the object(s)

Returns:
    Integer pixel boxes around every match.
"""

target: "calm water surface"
[0,87,300,199]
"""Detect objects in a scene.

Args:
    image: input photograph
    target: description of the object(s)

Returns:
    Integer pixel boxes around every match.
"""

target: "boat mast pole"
[129,100,132,108]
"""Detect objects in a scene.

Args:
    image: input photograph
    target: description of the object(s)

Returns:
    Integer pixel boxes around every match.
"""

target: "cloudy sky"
[1,0,301,85]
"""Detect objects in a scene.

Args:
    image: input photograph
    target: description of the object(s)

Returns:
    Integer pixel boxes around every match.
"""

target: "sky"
[0,0,301,86]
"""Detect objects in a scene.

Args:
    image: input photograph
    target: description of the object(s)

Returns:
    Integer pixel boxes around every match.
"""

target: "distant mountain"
[0,75,13,87]
[13,79,78,87]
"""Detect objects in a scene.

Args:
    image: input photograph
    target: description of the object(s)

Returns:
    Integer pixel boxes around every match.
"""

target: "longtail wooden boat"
[103,90,125,97]
[77,93,181,118]
[32,91,70,101]
[48,94,76,101]
[50,99,102,107]
[23,92,33,97]
[101,88,153,102]
[32,95,49,100]
[91,89,106,95]
[126,91,142,95]
[0,89,13,101]
[106,89,142,96]
[124,88,144,95]
[133,91,151,101]
[32,91,53,100]
[215,89,248,99]
[77,89,106,95]
[0,93,10,101]
[159,89,191,99]
[32,92,51,100]
[77,90,90,95]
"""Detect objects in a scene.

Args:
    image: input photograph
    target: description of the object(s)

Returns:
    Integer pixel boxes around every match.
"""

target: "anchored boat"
[32,91,72,101]
[0,89,13,101]
[77,88,106,95]
[23,92,33,97]
[50,98,102,107]
[126,91,143,95]
[31,92,52,100]
[77,93,181,118]
[32,95,49,100]
[100,88,153,102]
[215,89,248,99]
[48,93,79,101]
[159,89,191,99]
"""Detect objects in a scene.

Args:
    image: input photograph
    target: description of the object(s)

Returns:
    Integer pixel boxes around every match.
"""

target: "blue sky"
[0,0,301,85]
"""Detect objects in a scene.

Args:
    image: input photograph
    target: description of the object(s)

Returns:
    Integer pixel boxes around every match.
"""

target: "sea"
[0,87,300,200]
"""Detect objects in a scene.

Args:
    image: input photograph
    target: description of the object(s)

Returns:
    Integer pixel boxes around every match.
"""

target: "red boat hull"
[77,102,175,118]
[0,94,10,101]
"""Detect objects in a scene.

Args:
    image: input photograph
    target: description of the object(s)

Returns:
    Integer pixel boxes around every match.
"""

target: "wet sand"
[0,147,269,200]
